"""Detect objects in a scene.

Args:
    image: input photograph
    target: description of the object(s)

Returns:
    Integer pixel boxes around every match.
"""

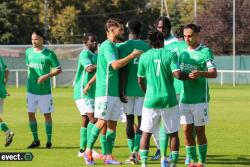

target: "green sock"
[29,121,39,141]
[87,125,101,149]
[186,146,197,163]
[100,134,107,155]
[106,130,116,154]
[198,144,207,163]
[140,150,149,165]
[87,122,94,137]
[171,151,179,164]
[127,138,134,153]
[133,133,141,153]
[45,122,52,143]
[80,127,87,150]
[159,125,169,157]
[0,122,9,132]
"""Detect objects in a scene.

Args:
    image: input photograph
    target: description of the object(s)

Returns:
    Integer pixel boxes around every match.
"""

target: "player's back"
[138,48,178,109]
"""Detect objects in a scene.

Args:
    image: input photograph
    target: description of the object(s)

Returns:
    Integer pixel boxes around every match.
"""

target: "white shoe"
[142,164,148,167]
[77,151,84,157]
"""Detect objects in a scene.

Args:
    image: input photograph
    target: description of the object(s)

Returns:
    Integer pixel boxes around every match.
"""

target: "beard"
[115,35,124,42]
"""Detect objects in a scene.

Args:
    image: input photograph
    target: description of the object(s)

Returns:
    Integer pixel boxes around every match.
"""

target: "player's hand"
[119,90,128,103]
[83,84,91,95]
[38,74,49,83]
[189,70,201,79]
[131,49,143,58]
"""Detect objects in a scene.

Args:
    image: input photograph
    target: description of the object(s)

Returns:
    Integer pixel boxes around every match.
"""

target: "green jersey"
[165,41,187,94]
[0,57,7,98]
[95,40,119,97]
[164,34,177,46]
[73,50,97,100]
[118,40,150,96]
[26,47,60,95]
[179,44,216,104]
[137,48,180,109]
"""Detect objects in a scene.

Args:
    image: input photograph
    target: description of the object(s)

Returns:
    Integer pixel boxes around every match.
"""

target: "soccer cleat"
[151,149,160,160]
[197,163,205,167]
[161,159,170,167]
[93,153,106,160]
[185,156,191,165]
[27,140,40,149]
[78,151,84,157]
[141,164,148,167]
[5,130,14,147]
[83,152,95,165]
[188,163,197,167]
[105,155,122,165]
[46,142,52,148]
[125,153,139,164]
[167,154,172,162]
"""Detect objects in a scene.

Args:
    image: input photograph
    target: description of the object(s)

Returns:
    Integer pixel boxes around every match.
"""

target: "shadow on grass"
[206,155,250,166]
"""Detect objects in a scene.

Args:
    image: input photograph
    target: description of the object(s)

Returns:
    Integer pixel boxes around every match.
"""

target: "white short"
[180,103,209,126]
[95,96,123,121]
[123,96,144,116]
[140,105,180,134]
[75,98,94,115]
[27,93,54,114]
[0,99,3,113]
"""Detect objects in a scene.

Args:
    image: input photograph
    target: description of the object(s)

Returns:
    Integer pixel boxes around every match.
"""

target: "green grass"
[0,85,250,167]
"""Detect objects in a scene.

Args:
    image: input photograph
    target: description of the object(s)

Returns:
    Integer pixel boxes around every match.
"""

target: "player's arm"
[119,65,128,103]
[4,69,9,85]
[83,74,96,95]
[111,49,142,70]
[38,67,62,83]
[173,70,190,80]
[189,59,217,79]
[85,64,96,73]
[138,77,146,93]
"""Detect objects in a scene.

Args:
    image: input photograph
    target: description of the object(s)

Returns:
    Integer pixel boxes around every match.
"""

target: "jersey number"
[154,59,161,76]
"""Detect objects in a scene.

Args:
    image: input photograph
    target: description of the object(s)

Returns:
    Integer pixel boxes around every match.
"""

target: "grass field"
[0,85,250,167]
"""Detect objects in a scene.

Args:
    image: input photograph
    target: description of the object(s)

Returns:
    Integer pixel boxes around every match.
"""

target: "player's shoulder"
[25,47,33,53]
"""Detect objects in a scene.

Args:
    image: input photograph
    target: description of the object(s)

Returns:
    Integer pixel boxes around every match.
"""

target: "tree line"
[0,0,249,55]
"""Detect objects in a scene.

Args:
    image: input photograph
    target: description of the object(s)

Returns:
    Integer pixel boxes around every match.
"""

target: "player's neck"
[129,34,139,40]
[34,46,44,52]
[108,36,119,43]
[189,43,200,50]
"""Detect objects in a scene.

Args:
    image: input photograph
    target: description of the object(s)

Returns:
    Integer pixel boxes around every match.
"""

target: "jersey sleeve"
[79,51,93,68]
[170,51,180,73]
[104,43,118,65]
[49,51,61,68]
[0,58,7,70]
[137,56,146,78]
[204,48,216,70]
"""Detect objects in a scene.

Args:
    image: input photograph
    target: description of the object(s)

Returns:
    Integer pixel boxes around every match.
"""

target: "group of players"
[73,16,217,167]
[0,15,217,167]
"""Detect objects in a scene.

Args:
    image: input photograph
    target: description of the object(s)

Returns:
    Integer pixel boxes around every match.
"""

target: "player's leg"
[0,99,14,147]
[140,107,161,167]
[180,103,197,166]
[124,97,135,163]
[27,93,40,148]
[151,130,161,160]
[161,105,180,167]
[84,96,109,165]
[94,123,107,160]
[194,103,209,167]
[104,97,123,165]
[44,113,53,148]
[40,94,54,148]
[159,123,169,161]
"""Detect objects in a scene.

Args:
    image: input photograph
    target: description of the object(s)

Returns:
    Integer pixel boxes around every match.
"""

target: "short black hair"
[183,24,201,33]
[174,25,184,38]
[82,33,96,44]
[105,18,124,32]
[155,16,171,33]
[148,30,164,48]
[32,30,46,40]
[127,19,141,35]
